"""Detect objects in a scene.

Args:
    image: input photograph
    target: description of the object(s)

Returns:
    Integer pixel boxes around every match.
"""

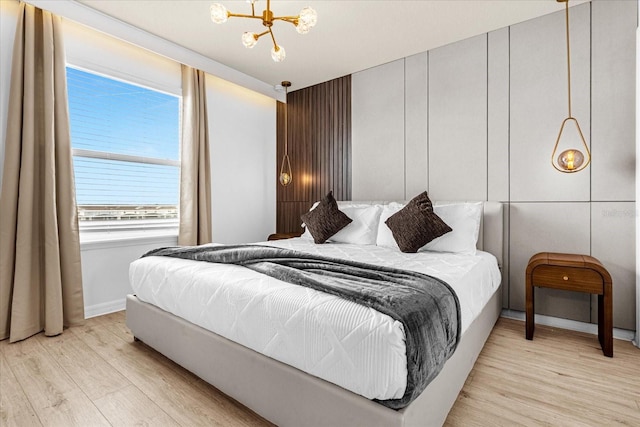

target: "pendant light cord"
[565,0,572,118]
[284,86,288,156]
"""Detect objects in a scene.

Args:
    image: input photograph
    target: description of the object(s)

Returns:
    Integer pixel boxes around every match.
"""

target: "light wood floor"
[1,313,638,426]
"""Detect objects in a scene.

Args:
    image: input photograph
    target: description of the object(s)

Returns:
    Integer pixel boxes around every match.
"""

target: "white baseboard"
[501,309,636,342]
[84,299,126,319]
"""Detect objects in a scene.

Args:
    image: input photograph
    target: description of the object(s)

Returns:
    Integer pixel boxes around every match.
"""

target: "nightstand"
[525,252,613,357]
[267,232,302,241]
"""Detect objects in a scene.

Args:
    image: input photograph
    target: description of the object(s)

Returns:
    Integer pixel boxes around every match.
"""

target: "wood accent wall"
[276,75,352,233]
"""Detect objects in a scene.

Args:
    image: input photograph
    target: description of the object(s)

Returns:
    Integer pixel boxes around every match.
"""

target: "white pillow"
[302,204,383,245]
[376,203,405,249]
[329,205,382,245]
[422,203,482,255]
[376,202,482,255]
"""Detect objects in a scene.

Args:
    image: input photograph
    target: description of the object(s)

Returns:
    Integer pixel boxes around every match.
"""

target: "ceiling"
[76,0,590,91]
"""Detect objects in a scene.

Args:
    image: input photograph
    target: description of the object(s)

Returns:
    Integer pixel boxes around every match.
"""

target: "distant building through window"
[66,67,180,223]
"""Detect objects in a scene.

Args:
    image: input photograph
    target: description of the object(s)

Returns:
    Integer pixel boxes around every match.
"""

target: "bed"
[126,200,504,426]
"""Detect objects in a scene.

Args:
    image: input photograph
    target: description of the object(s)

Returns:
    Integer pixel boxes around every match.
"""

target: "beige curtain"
[0,4,84,342]
[179,65,212,246]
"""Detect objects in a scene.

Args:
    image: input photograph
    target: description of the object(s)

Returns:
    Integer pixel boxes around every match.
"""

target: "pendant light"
[279,81,292,186]
[551,0,590,173]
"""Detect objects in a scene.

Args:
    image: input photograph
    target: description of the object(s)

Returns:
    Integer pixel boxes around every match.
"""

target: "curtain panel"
[179,65,212,246]
[0,3,84,342]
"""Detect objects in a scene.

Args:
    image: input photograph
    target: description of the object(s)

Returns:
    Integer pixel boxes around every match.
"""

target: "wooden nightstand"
[525,252,613,357]
[267,232,302,241]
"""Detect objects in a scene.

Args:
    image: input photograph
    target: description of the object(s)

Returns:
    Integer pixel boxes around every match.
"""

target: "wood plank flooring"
[1,313,638,426]
[446,319,640,426]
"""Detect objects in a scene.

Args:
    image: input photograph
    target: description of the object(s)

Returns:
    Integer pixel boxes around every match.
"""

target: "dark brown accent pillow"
[385,192,452,253]
[301,191,352,244]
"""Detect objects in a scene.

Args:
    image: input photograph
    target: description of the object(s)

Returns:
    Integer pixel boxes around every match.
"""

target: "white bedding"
[129,238,501,401]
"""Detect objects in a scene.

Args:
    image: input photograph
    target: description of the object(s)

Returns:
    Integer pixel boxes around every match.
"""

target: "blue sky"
[66,67,180,205]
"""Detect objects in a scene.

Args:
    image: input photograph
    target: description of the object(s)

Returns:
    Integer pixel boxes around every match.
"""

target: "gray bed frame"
[126,201,504,427]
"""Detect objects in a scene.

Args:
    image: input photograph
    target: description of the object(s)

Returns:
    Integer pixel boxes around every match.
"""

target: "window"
[66,67,180,230]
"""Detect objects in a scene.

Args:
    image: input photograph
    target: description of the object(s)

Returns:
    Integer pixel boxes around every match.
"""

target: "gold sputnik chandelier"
[210,0,318,62]
[551,0,590,173]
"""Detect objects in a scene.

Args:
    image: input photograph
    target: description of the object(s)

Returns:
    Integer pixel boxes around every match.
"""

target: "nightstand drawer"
[531,265,603,294]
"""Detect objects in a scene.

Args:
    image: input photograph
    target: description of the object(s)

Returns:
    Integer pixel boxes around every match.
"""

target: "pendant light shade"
[552,0,590,173]
[279,81,292,186]
[279,155,292,186]
[557,148,585,171]
[552,117,590,172]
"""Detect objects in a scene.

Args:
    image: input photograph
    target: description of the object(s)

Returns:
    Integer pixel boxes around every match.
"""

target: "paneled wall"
[276,76,351,233]
[351,1,636,330]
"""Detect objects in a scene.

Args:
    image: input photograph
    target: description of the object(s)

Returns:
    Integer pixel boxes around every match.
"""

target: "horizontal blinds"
[73,158,179,205]
[67,66,180,221]
[67,67,179,160]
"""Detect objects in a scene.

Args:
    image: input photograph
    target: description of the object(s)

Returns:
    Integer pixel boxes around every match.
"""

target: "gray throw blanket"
[143,244,460,410]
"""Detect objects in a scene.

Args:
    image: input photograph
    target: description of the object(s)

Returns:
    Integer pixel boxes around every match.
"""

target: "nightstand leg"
[598,295,604,347]
[526,278,534,340]
[599,284,613,357]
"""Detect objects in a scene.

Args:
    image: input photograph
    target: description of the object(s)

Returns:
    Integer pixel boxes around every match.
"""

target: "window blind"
[66,66,180,222]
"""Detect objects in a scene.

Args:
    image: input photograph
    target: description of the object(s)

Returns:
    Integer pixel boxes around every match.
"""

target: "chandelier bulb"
[242,32,258,48]
[271,45,286,62]
[296,22,311,35]
[298,7,318,27]
[210,3,228,24]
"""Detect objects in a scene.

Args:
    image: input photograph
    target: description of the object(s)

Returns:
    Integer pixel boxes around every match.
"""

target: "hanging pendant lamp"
[551,0,590,173]
[279,81,292,186]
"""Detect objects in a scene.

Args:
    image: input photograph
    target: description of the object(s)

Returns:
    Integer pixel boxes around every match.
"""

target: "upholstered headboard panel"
[337,201,504,269]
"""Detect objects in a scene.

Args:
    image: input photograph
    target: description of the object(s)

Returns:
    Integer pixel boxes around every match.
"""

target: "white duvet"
[129,238,501,401]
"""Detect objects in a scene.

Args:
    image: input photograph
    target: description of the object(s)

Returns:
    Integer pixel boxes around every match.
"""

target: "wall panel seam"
[507,25,512,310]
[426,51,430,195]
[404,58,407,200]
[589,1,593,323]
[486,32,489,203]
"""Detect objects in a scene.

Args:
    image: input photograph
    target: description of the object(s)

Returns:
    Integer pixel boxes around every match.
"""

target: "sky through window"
[67,67,180,218]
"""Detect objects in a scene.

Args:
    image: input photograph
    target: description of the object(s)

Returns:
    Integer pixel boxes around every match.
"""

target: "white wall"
[0,0,276,317]
[352,1,637,331]
[207,75,276,244]
[80,237,178,318]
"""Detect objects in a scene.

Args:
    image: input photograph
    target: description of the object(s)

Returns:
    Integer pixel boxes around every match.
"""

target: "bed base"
[126,288,501,427]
